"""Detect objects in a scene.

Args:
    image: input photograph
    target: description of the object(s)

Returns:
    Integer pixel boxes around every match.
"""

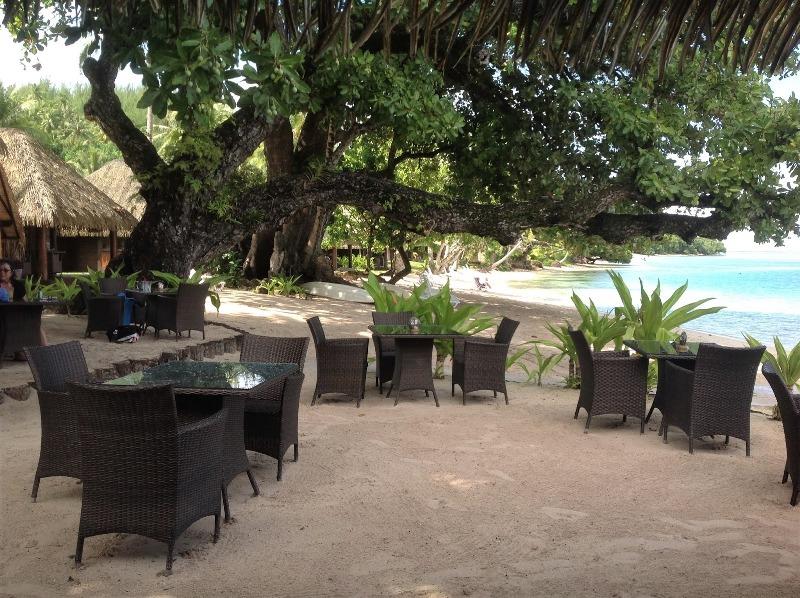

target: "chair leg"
[222,486,231,522]
[213,514,220,543]
[31,473,40,502]
[791,485,798,507]
[246,469,260,496]
[645,401,657,423]
[584,414,592,433]
[165,541,175,574]
[663,424,669,444]
[504,392,509,406]
[311,387,319,406]
[462,390,467,406]
[451,381,454,397]
[725,435,730,445]
[640,419,645,434]
[425,390,429,397]
[622,414,627,423]
[202,330,205,340]
[432,387,439,408]
[689,437,694,454]
[74,535,84,566]
[783,470,789,484]
[573,403,581,419]
[493,390,497,398]
[394,391,401,407]
[276,458,283,481]
[294,444,299,462]
[746,440,751,457]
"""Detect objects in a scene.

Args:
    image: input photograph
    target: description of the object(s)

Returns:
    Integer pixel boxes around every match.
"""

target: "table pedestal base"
[387,338,439,407]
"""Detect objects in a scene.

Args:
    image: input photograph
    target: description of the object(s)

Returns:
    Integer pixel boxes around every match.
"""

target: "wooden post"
[347,244,353,269]
[37,226,48,279]
[109,230,118,259]
[331,246,338,268]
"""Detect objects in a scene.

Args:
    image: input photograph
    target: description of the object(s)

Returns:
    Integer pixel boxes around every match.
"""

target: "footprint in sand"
[540,507,588,521]
[487,469,515,482]
[723,542,800,585]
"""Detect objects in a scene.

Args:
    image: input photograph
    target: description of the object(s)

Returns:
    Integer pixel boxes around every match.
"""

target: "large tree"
[3,1,800,277]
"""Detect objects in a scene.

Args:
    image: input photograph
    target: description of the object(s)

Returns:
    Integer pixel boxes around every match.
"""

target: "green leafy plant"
[42,278,81,315]
[74,266,138,295]
[256,274,306,297]
[23,276,43,301]
[337,254,370,271]
[571,293,626,351]
[506,341,564,386]
[538,322,580,388]
[150,270,227,311]
[609,270,724,341]
[744,333,800,419]
[363,272,429,313]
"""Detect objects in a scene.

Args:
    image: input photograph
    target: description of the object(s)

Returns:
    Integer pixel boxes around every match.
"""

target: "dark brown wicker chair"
[239,334,309,480]
[452,317,519,404]
[569,328,649,433]
[307,316,368,407]
[25,341,90,501]
[148,283,208,340]
[661,344,764,454]
[69,382,226,573]
[371,311,413,394]
[0,302,43,366]
[98,277,128,295]
[244,373,305,481]
[762,363,799,506]
[81,283,124,338]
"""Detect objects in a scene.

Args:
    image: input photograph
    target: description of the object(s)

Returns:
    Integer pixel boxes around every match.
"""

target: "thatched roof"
[0,157,25,244]
[0,128,137,235]
[86,159,145,220]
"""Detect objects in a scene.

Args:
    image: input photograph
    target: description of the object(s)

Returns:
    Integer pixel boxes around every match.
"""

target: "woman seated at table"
[0,260,48,352]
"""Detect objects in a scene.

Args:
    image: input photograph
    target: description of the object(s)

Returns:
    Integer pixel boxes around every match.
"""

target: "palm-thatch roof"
[0,156,25,244]
[0,128,137,235]
[86,159,145,220]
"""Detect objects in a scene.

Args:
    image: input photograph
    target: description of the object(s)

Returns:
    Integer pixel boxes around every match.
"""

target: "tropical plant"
[609,270,724,341]
[571,293,626,351]
[538,322,580,388]
[23,276,43,301]
[256,275,306,297]
[506,341,564,386]
[42,278,81,315]
[73,266,138,295]
[362,272,428,313]
[150,270,227,311]
[744,333,800,421]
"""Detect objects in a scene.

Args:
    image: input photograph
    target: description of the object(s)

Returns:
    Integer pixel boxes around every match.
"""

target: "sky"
[2,30,800,254]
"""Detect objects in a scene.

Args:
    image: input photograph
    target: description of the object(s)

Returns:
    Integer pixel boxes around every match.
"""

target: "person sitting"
[0,261,25,302]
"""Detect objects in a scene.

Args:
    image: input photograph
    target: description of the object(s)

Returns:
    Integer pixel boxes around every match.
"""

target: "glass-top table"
[369,324,466,339]
[106,361,298,393]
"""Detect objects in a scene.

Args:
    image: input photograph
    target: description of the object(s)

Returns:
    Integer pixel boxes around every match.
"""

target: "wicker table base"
[387,338,440,407]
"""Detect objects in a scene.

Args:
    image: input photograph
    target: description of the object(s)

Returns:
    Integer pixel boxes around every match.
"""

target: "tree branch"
[210,105,273,179]
[82,38,163,176]
[584,211,733,244]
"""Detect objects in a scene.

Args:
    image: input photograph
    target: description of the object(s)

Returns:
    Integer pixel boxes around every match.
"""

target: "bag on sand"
[107,324,143,343]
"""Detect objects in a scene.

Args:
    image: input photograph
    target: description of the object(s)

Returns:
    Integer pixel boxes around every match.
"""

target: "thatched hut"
[0,141,26,262]
[86,159,145,220]
[0,128,136,277]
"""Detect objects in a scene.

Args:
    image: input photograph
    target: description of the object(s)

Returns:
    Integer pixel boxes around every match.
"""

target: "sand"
[0,289,797,597]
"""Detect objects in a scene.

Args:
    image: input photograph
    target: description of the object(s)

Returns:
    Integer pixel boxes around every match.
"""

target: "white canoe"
[301,282,374,303]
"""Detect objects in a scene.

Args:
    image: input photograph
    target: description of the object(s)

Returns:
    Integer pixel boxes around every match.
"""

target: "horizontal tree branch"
[583,211,733,243]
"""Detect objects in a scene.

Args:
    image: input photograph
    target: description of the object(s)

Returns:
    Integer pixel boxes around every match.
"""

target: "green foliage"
[42,278,81,315]
[73,266,137,295]
[23,276,43,301]
[633,235,726,256]
[363,272,429,313]
[608,270,724,341]
[256,275,306,297]
[744,333,800,392]
[506,341,564,386]
[337,254,370,272]
[150,270,226,311]
[570,294,627,351]
[202,249,246,288]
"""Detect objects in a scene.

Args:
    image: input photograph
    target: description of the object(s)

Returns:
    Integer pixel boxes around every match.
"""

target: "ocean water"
[508,253,800,346]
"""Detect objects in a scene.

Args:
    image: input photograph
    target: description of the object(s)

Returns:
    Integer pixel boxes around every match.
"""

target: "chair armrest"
[178,406,227,478]
[325,338,370,348]
[594,354,648,386]
[595,349,630,359]
[790,393,800,416]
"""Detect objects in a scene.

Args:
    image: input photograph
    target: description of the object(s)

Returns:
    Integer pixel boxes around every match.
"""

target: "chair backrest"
[692,344,764,410]
[372,311,413,326]
[240,334,310,370]
[567,328,594,393]
[494,317,519,344]
[25,340,90,392]
[176,282,209,310]
[307,316,326,347]
[762,363,799,474]
[99,277,128,295]
[69,382,179,493]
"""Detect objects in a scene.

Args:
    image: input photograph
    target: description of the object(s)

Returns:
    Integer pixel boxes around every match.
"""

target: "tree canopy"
[2,1,800,276]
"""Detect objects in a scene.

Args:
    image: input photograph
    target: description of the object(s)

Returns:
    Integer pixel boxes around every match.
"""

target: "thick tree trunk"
[269,206,334,279]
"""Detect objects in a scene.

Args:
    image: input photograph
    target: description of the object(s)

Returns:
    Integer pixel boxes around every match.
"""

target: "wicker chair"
[98,277,128,295]
[148,283,208,340]
[25,341,90,501]
[371,311,413,394]
[0,302,43,366]
[661,344,764,454]
[69,382,226,573]
[307,316,368,407]
[240,334,309,480]
[569,329,649,433]
[81,283,124,338]
[244,373,305,481]
[452,317,519,405]
[762,363,799,506]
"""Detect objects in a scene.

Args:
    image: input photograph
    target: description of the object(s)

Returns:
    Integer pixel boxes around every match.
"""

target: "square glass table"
[369,325,468,407]
[107,361,299,513]
[623,340,703,424]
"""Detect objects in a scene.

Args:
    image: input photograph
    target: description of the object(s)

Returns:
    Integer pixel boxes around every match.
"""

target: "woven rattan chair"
[70,382,226,573]
[307,316,368,407]
[148,283,208,340]
[371,311,413,394]
[661,344,764,454]
[452,317,519,405]
[569,329,648,433]
[81,283,124,338]
[244,373,305,481]
[98,277,128,294]
[25,341,90,501]
[0,302,43,366]
[240,334,309,480]
[762,363,799,506]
